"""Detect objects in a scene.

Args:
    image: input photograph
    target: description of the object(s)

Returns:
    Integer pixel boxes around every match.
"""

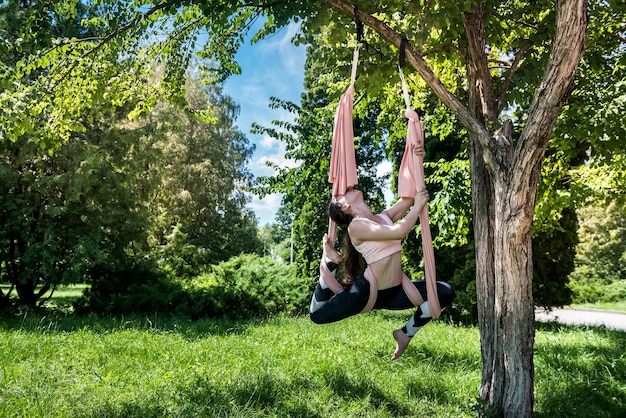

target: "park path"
[535,308,626,332]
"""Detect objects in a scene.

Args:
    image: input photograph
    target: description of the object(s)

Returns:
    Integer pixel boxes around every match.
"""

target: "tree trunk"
[471,2,587,415]
[475,167,537,417]
[469,135,500,406]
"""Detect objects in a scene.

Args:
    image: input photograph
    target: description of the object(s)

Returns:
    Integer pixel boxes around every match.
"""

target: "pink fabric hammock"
[320,50,440,317]
[328,84,358,199]
[321,82,359,295]
[397,109,441,318]
[320,48,361,295]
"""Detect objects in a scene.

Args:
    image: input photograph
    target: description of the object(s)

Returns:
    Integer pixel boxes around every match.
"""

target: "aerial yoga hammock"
[309,40,454,358]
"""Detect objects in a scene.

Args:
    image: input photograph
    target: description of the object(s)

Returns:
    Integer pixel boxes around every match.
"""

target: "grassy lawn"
[0,308,624,418]
[571,301,626,312]
[0,286,624,416]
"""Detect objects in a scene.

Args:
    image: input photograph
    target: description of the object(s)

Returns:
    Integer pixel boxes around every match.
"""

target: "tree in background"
[0,1,260,305]
[0,90,160,307]
[569,201,626,303]
[0,72,260,306]
[146,75,260,275]
[0,0,158,307]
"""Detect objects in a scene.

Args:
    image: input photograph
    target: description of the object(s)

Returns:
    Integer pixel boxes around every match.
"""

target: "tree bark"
[469,2,587,416]
[320,1,587,416]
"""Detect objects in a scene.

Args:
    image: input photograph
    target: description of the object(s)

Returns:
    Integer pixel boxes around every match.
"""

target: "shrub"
[569,265,626,304]
[568,201,626,303]
[74,254,308,320]
[73,261,186,315]
[178,254,307,319]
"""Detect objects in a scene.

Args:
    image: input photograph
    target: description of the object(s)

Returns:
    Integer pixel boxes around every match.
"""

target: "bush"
[74,254,309,320]
[74,261,186,315]
[602,280,626,302]
[569,265,626,304]
[568,201,626,304]
[573,202,626,285]
[178,254,307,319]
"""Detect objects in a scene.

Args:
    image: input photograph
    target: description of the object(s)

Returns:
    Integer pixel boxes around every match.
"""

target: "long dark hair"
[328,202,362,287]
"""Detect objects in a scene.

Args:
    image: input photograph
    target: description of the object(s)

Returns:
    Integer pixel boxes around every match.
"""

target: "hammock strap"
[351,5,363,86]
[398,65,411,110]
[398,38,411,109]
[351,45,359,86]
[396,71,442,317]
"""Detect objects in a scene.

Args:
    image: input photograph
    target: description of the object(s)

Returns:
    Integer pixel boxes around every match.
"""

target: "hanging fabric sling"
[320,42,440,318]
[320,45,365,294]
[397,57,441,318]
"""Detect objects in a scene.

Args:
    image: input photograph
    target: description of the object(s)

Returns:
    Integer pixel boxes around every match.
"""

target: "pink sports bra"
[352,213,402,264]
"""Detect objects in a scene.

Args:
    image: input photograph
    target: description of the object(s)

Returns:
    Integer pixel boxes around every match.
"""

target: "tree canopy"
[0,1,261,306]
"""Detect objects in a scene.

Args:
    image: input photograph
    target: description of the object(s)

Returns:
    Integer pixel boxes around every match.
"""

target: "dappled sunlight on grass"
[534,322,626,417]
[0,310,624,417]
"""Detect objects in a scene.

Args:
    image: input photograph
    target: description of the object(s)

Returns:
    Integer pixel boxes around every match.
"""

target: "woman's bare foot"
[322,234,342,264]
[391,329,412,360]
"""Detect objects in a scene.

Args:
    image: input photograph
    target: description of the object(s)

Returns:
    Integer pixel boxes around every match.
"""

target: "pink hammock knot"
[405,108,419,122]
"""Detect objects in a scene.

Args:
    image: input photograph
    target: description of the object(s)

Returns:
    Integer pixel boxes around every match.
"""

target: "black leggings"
[310,275,455,325]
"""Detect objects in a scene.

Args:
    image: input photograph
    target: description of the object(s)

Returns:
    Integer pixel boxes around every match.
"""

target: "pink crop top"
[352,213,402,264]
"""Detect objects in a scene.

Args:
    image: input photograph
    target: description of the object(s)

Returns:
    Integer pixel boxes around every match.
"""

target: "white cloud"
[223,19,306,226]
[260,134,277,149]
[247,192,282,226]
[257,22,305,79]
[249,145,298,177]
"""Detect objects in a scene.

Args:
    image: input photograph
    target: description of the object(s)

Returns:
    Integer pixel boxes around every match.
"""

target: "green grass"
[0,309,624,418]
[570,301,626,312]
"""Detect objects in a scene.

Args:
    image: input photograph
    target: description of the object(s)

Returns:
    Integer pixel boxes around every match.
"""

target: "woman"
[309,152,455,360]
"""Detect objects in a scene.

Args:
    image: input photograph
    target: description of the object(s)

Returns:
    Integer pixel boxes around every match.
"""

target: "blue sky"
[222,22,306,226]
[221,21,394,226]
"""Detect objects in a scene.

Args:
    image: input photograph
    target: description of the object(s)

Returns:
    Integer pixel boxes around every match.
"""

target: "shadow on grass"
[0,307,262,338]
[534,322,626,418]
[185,372,324,417]
[322,368,413,415]
[71,372,324,418]
[67,369,412,417]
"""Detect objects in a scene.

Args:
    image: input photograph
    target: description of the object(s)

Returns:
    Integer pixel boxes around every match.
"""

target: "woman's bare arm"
[349,190,429,242]
[384,197,414,223]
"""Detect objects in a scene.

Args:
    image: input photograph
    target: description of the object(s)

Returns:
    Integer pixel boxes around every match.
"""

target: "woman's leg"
[309,274,370,324]
[376,281,455,314]
[401,281,454,335]
[309,258,339,314]
[310,234,346,314]
[375,281,455,359]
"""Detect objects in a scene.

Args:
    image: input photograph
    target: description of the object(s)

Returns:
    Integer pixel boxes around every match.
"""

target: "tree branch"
[515,0,587,184]
[462,4,498,126]
[497,41,532,113]
[320,0,497,171]
[319,0,487,136]
[53,0,182,88]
